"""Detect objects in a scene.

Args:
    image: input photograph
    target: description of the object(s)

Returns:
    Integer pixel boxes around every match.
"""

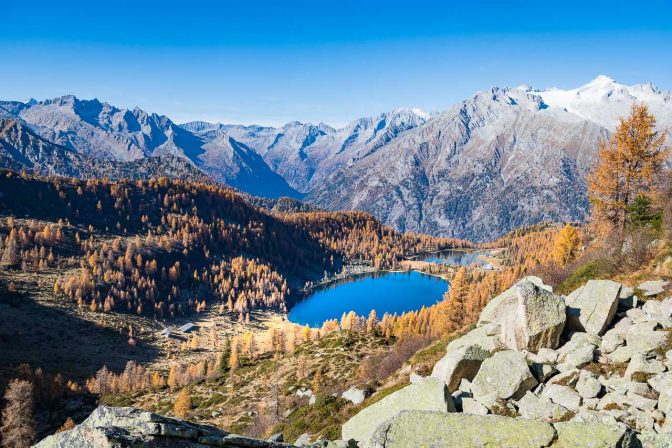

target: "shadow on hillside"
[0,292,160,383]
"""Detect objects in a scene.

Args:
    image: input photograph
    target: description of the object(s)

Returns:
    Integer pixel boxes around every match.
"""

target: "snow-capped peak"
[524,75,671,130]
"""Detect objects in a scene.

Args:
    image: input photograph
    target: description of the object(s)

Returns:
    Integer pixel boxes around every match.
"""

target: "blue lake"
[287,271,449,328]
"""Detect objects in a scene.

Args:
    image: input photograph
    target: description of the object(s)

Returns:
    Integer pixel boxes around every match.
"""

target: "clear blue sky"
[1,0,671,127]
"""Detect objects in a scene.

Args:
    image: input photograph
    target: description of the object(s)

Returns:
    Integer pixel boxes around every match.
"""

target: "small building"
[178,322,196,333]
[160,328,172,338]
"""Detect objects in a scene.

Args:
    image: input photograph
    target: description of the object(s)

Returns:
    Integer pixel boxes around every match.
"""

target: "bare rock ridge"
[2,76,671,239]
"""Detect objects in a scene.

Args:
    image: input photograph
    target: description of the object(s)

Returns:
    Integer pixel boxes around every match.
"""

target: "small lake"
[288,271,448,328]
[416,249,492,269]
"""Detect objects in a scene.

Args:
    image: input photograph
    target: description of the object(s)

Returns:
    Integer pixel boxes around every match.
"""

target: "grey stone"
[431,344,491,392]
[477,276,552,327]
[461,397,489,415]
[471,350,538,405]
[369,411,556,448]
[637,432,672,448]
[530,362,557,383]
[565,280,622,336]
[341,378,454,447]
[341,387,367,405]
[576,371,602,399]
[295,433,311,446]
[552,421,638,447]
[601,328,626,354]
[557,344,595,372]
[35,405,296,448]
[639,280,670,297]
[499,279,566,352]
[626,391,658,411]
[516,391,569,421]
[625,354,666,379]
[643,298,672,327]
[541,384,582,412]
[547,369,581,387]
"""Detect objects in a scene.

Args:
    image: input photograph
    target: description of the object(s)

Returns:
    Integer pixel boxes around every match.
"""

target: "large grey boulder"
[431,344,491,392]
[341,378,453,448]
[431,325,502,391]
[471,350,538,406]
[565,280,622,336]
[35,406,297,448]
[639,280,670,297]
[477,276,552,327]
[370,411,556,448]
[500,280,566,352]
[642,298,672,327]
[552,421,638,447]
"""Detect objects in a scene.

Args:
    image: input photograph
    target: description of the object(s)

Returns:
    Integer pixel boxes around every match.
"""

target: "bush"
[556,258,617,295]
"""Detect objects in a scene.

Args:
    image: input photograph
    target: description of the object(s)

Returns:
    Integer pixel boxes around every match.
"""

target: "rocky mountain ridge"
[2,76,670,240]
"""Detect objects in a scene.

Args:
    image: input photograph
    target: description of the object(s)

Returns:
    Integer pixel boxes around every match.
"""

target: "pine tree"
[173,388,191,419]
[588,104,669,234]
[0,380,36,448]
[312,366,323,393]
[552,224,581,266]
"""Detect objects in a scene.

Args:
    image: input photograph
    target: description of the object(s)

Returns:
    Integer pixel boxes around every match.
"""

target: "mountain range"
[1,76,670,240]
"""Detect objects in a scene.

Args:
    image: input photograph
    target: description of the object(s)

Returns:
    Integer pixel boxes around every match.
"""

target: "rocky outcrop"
[341,378,453,448]
[342,277,672,448]
[35,405,298,448]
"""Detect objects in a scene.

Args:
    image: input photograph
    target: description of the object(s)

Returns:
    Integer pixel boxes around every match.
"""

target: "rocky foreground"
[38,277,672,447]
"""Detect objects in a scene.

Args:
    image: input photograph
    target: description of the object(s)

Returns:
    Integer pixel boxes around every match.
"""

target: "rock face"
[341,378,453,448]
[565,280,622,335]
[35,405,297,447]
[478,276,553,327]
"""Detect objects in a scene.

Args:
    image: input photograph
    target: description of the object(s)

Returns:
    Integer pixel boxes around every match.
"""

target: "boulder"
[637,432,672,448]
[565,280,622,336]
[35,406,296,448]
[576,371,602,399]
[552,421,637,448]
[642,298,672,327]
[294,433,311,446]
[461,397,489,416]
[556,344,595,372]
[341,387,367,405]
[639,280,670,297]
[600,328,626,354]
[369,411,556,448]
[477,276,552,327]
[341,378,453,448]
[471,350,538,406]
[516,392,568,421]
[625,324,670,355]
[541,384,582,412]
[431,344,490,392]
[625,354,666,380]
[499,280,566,352]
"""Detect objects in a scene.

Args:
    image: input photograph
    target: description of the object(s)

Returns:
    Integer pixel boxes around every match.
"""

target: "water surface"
[288,271,448,327]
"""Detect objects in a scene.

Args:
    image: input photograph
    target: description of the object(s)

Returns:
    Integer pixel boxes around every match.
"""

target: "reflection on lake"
[287,271,448,328]
[416,249,492,269]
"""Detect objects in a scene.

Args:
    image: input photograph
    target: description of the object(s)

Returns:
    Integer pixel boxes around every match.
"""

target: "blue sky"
[1,0,671,127]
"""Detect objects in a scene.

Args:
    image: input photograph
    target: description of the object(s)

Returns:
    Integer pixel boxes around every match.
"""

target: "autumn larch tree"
[552,224,581,266]
[0,380,36,448]
[173,387,191,419]
[588,104,669,235]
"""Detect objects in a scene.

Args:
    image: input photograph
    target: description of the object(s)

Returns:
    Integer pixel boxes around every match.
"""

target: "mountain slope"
[0,97,297,198]
[307,88,610,240]
[0,118,211,182]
